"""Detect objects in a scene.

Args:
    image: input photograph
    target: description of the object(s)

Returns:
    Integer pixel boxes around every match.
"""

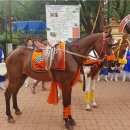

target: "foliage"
[12,30,26,45]
[0,30,25,45]
[107,0,130,23]
[0,0,130,42]
[0,32,9,44]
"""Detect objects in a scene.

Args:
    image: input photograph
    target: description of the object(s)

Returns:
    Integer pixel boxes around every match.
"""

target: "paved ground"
[0,74,130,130]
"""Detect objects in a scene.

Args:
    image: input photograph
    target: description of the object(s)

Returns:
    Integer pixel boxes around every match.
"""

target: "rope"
[57,49,101,62]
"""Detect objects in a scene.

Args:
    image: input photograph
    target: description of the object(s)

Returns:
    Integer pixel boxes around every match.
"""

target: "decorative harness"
[112,38,129,64]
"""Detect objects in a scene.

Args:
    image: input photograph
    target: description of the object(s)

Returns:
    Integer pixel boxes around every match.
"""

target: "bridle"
[113,38,129,61]
[97,32,115,62]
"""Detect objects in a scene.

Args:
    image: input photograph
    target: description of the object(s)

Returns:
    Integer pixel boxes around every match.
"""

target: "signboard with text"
[46,5,80,41]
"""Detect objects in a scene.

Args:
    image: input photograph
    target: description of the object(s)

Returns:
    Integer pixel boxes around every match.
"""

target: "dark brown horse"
[5,33,113,130]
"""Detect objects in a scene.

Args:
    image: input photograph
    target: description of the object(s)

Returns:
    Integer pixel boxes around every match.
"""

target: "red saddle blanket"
[31,43,65,72]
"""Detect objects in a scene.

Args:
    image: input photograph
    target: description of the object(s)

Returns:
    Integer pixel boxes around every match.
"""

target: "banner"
[46,5,80,41]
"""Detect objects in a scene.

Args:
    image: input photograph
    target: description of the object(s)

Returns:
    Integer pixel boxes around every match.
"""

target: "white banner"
[46,5,80,42]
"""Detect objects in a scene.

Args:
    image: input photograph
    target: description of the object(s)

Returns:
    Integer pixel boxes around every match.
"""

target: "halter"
[98,32,106,57]
[98,32,115,61]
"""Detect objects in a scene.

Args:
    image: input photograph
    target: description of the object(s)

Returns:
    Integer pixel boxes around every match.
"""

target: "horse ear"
[104,26,111,37]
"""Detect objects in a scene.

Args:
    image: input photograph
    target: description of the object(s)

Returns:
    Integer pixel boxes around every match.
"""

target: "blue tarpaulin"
[13,21,46,34]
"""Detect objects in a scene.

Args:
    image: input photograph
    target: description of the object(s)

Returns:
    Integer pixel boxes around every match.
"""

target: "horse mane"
[66,33,103,46]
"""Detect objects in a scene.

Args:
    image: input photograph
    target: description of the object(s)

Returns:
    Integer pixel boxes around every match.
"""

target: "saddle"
[31,42,65,72]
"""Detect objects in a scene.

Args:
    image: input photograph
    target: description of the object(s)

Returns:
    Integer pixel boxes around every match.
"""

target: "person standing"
[24,39,36,87]
[123,44,130,81]
[97,60,109,82]
[0,45,6,90]
[110,61,120,81]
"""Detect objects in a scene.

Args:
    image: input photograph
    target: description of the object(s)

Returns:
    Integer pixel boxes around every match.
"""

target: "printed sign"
[46,5,80,41]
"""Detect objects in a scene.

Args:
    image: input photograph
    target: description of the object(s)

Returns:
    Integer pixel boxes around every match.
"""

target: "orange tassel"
[47,82,58,105]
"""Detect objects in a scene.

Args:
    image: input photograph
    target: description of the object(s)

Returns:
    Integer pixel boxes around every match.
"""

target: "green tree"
[107,0,130,23]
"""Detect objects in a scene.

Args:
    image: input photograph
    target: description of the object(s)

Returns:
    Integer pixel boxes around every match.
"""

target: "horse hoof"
[85,107,92,111]
[65,122,73,130]
[15,111,22,115]
[31,87,36,94]
[92,105,98,108]
[42,88,48,91]
[69,119,76,126]
[8,118,15,123]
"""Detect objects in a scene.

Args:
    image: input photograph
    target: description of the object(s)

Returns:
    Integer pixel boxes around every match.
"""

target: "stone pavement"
[0,76,130,130]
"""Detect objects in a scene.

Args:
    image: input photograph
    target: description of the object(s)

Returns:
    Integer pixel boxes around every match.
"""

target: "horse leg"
[5,86,15,123]
[31,80,40,94]
[41,81,48,91]
[90,79,98,108]
[12,75,27,114]
[62,83,73,130]
[62,86,75,130]
[67,89,76,126]
[84,75,92,111]
[5,74,26,123]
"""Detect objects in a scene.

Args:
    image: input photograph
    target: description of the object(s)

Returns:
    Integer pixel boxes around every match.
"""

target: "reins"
[58,48,101,61]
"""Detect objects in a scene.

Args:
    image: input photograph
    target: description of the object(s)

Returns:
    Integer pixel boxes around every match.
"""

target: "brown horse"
[5,33,113,130]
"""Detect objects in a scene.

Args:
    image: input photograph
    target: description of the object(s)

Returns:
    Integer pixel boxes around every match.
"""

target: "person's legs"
[110,73,114,81]
[123,71,126,82]
[128,72,130,80]
[41,81,48,91]
[104,75,108,82]
[0,82,5,90]
[97,75,101,81]
[115,73,118,81]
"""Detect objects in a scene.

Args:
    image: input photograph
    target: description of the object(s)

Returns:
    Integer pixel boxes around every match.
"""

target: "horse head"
[112,35,129,66]
[94,32,114,61]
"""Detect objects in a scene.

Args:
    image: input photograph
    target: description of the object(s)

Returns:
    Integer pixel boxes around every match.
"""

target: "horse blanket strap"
[31,43,65,72]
